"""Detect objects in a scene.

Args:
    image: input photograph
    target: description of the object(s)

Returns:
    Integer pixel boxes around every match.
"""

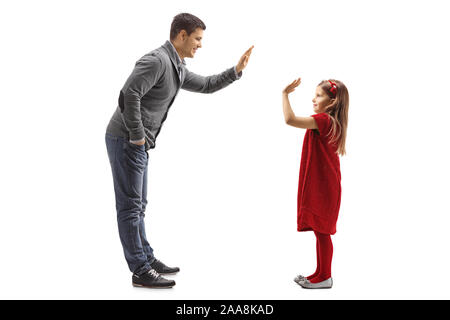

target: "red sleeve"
[311,113,331,137]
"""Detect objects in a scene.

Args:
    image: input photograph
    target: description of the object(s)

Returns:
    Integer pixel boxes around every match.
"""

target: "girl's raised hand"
[283,78,301,95]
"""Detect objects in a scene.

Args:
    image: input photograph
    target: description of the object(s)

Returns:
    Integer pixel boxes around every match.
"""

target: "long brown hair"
[318,79,349,156]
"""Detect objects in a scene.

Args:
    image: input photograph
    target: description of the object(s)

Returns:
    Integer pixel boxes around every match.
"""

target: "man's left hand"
[236,45,254,74]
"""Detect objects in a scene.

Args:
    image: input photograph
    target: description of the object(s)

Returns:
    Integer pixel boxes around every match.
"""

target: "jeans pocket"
[127,140,145,149]
[124,140,147,169]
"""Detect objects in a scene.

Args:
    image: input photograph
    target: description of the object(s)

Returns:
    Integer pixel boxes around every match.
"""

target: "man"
[105,13,253,289]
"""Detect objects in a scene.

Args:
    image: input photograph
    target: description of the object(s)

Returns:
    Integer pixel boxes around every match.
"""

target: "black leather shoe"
[132,269,175,288]
[150,259,180,275]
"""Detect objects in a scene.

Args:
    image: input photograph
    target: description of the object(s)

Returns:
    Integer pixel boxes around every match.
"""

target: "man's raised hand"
[236,46,254,74]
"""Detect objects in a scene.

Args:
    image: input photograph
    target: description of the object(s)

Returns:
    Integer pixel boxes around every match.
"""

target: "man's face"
[180,28,203,58]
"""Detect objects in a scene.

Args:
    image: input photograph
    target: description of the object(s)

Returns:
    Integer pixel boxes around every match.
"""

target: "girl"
[282,78,349,289]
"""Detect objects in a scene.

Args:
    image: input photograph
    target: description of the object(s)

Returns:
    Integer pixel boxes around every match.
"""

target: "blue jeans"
[105,133,155,275]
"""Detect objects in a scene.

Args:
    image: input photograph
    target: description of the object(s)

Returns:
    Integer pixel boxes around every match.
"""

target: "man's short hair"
[170,13,206,40]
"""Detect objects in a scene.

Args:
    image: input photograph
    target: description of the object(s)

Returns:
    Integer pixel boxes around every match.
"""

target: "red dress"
[297,113,341,235]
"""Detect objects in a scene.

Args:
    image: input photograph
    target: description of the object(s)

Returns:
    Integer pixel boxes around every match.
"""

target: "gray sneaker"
[299,277,333,289]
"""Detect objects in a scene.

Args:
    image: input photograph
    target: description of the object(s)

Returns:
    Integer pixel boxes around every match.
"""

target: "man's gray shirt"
[106,40,242,150]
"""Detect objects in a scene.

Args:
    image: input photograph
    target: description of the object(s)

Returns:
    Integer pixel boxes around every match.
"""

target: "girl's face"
[312,86,332,113]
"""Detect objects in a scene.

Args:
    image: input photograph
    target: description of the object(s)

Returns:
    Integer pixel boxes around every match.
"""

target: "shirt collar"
[165,40,186,69]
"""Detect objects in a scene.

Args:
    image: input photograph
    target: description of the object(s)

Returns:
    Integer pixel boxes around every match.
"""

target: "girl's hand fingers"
[289,79,300,89]
[283,78,302,94]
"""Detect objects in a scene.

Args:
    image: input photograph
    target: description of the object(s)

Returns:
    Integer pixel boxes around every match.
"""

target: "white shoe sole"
[299,278,333,289]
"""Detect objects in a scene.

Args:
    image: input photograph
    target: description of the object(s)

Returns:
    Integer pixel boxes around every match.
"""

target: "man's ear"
[179,30,188,41]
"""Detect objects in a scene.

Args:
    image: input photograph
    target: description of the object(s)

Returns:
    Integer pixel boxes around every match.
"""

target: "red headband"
[328,80,337,96]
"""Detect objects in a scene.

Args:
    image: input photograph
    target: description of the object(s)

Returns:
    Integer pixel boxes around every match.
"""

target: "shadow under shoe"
[132,269,176,289]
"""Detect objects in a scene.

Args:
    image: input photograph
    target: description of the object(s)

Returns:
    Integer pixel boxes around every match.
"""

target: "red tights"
[307,231,333,283]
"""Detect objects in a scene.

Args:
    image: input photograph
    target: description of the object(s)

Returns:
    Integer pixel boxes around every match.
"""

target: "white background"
[1,0,449,299]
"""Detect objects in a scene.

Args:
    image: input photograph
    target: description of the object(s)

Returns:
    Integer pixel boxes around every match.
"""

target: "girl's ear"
[326,99,337,111]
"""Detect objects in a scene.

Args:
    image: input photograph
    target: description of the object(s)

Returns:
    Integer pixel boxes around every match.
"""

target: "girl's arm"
[282,78,318,130]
